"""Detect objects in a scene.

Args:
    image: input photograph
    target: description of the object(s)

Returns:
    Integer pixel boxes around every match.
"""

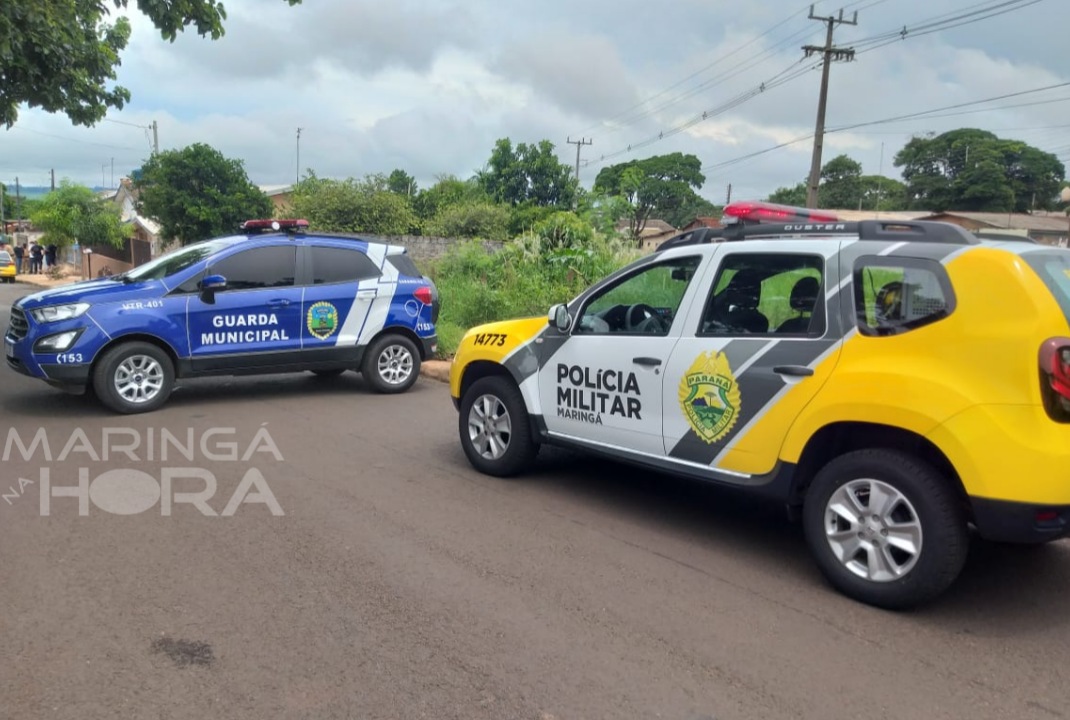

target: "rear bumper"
[420,334,438,360]
[971,497,1070,544]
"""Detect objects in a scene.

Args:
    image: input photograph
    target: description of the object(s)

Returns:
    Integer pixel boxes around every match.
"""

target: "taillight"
[1039,338,1070,422]
[413,286,433,305]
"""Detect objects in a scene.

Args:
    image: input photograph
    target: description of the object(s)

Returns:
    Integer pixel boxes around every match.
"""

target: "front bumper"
[971,498,1070,544]
[6,313,102,392]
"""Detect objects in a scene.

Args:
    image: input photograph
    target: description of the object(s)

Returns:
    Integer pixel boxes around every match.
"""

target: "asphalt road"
[2,281,1069,720]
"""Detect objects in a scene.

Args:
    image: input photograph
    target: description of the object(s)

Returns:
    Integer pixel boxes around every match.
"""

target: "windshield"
[123,237,241,282]
[1022,251,1070,325]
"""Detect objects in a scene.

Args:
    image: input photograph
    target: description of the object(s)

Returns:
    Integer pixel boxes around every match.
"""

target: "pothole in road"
[151,637,215,668]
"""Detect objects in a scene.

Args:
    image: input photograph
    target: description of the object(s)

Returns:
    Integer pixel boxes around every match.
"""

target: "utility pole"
[726,183,733,205]
[567,137,593,182]
[50,168,55,192]
[15,176,20,221]
[296,128,303,184]
[152,120,159,154]
[111,157,115,189]
[803,5,857,209]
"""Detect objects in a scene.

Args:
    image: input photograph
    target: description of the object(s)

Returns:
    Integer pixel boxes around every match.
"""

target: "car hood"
[16,278,167,310]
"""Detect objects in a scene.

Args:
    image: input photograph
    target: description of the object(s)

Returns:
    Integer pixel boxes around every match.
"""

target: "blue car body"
[5,228,439,411]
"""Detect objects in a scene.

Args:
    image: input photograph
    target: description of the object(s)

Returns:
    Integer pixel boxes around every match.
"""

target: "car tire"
[92,341,175,414]
[361,334,420,394]
[458,376,539,477]
[802,448,969,610]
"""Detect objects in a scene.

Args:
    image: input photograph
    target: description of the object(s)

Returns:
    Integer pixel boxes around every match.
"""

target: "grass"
[426,236,639,357]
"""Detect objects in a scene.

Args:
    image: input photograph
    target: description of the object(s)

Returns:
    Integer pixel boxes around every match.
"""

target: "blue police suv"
[4,219,440,414]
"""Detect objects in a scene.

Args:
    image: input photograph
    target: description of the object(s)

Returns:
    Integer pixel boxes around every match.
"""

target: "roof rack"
[654,219,979,253]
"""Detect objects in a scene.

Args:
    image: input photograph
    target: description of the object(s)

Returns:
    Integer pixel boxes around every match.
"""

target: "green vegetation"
[1,0,302,127]
[427,234,641,357]
[30,180,130,249]
[135,143,272,245]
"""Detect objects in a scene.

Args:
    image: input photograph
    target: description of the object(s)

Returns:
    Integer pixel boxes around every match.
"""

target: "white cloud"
[1,0,1067,204]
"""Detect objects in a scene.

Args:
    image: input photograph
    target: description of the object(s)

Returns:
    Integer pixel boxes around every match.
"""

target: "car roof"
[236,231,408,255]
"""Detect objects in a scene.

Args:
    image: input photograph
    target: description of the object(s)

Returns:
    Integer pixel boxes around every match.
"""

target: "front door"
[662,244,844,477]
[538,254,705,457]
[187,244,302,371]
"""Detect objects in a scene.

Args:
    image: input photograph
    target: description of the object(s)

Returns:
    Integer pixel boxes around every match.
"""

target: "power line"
[700,81,1070,173]
[577,2,817,134]
[6,125,142,151]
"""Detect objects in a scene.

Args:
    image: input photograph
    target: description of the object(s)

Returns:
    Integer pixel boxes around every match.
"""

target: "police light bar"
[240,218,309,232]
[723,201,839,225]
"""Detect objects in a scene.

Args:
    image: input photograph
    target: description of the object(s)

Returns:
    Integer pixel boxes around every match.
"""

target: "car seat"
[776,276,820,334]
[720,269,769,333]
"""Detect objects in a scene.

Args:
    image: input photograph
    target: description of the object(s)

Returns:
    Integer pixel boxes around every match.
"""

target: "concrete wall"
[355,235,504,262]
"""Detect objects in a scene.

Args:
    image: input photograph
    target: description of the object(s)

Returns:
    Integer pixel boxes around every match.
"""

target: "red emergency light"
[240,219,310,232]
[723,201,839,225]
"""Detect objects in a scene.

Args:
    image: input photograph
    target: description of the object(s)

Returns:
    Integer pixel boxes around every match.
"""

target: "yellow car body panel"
[449,316,548,398]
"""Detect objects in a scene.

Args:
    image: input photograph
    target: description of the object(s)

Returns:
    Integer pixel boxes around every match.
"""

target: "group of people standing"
[5,242,57,274]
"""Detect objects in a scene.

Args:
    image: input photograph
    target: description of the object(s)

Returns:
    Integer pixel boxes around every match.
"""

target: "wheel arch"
[90,333,182,379]
[789,421,971,519]
[370,325,426,359]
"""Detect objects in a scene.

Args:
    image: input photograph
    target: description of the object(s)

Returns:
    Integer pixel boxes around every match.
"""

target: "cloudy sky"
[2,0,1068,205]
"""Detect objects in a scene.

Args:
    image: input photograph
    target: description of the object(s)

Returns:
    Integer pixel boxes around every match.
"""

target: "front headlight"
[30,303,91,323]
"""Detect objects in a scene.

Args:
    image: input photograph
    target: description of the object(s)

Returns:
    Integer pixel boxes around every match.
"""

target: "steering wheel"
[625,303,667,333]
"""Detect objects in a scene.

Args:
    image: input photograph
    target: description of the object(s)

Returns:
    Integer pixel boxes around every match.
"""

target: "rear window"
[1022,251,1070,324]
[854,257,955,336]
[0,251,11,263]
[387,253,422,278]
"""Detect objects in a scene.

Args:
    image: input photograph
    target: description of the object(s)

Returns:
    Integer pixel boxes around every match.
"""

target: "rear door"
[662,241,845,477]
[300,242,384,362]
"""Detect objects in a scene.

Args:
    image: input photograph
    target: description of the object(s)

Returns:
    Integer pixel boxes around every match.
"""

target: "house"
[615,218,681,252]
[681,216,723,232]
[260,184,294,216]
[82,179,165,277]
[915,211,1069,247]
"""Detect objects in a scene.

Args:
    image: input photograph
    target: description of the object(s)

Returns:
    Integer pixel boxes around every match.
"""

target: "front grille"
[7,306,28,342]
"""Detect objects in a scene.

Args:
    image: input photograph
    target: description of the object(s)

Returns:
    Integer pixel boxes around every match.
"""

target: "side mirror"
[199,274,226,304]
[549,304,571,332]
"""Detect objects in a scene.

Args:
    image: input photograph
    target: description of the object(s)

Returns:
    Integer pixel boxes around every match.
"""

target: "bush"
[426,202,510,240]
[428,234,640,356]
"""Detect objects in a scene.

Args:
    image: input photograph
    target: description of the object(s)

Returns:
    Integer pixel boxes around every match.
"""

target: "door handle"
[357,290,378,299]
[773,365,814,377]
[632,357,662,367]
[267,299,291,308]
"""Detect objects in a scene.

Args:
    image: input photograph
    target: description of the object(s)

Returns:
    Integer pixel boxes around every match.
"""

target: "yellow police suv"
[449,201,1070,609]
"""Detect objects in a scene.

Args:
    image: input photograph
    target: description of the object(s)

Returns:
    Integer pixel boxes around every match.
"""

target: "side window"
[575,256,702,336]
[209,246,297,291]
[699,254,825,336]
[310,246,382,284]
[853,257,954,336]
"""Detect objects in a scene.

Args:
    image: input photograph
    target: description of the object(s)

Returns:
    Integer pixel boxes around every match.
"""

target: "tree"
[478,138,577,208]
[1,1,302,128]
[413,174,488,221]
[767,183,807,206]
[290,173,417,236]
[894,128,1065,212]
[29,180,129,249]
[134,143,272,245]
[593,152,705,240]
[387,169,418,197]
[858,175,909,211]
[819,155,863,209]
